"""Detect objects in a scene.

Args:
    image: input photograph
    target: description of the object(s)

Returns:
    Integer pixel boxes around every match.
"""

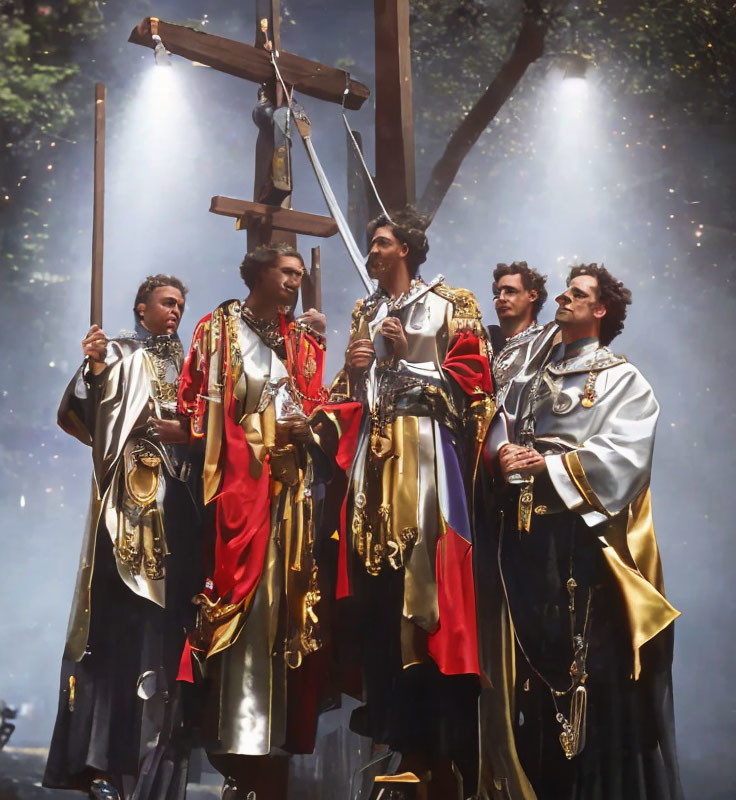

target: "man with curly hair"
[481,264,684,800]
[491,261,547,342]
[489,261,555,400]
[176,244,329,800]
[324,208,494,799]
[45,275,203,800]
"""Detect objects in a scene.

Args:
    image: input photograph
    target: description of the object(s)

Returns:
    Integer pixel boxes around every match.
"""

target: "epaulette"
[431,282,484,337]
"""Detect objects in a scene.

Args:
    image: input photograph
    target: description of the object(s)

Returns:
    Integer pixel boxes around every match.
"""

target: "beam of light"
[104,65,204,312]
[115,65,199,178]
[556,75,590,122]
[513,66,632,270]
[544,70,596,190]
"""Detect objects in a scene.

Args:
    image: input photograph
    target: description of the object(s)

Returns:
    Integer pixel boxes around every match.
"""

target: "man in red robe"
[177,244,328,800]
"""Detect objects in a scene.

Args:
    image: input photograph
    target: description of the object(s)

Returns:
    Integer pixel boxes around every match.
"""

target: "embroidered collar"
[500,321,543,350]
[547,339,626,375]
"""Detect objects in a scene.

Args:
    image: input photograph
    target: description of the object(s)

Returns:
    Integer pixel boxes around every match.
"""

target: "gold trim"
[68,675,76,712]
[562,451,610,516]
[374,772,421,784]
[598,486,680,679]
[203,397,223,504]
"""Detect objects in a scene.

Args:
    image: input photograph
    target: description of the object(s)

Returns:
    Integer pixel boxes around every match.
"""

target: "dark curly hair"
[367,206,429,278]
[133,274,188,319]
[567,263,632,346]
[239,243,305,290]
[492,261,548,316]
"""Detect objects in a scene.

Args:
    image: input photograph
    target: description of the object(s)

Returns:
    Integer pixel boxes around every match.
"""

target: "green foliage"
[0,0,104,281]
[411,0,519,135]
[0,0,104,149]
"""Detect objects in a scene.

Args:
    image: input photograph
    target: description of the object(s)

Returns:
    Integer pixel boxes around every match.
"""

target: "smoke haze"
[0,2,733,797]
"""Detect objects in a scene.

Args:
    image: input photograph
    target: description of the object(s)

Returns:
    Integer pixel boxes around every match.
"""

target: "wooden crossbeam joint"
[210,196,338,238]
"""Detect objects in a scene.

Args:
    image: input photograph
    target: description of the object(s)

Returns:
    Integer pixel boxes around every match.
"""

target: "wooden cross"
[129,2,418,303]
[129,3,369,310]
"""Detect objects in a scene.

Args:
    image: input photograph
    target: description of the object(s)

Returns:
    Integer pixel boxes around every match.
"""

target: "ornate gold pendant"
[518,478,534,533]
[556,683,588,759]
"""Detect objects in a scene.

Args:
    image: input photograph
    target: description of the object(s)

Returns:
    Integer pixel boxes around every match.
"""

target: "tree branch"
[419,5,548,221]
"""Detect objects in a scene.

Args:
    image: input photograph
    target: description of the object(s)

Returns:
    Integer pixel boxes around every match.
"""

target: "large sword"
[293,113,374,295]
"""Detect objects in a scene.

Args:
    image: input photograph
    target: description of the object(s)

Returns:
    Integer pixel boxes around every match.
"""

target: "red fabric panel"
[317,401,364,600]
[283,650,328,754]
[326,401,365,472]
[177,639,195,683]
[282,316,327,415]
[212,378,271,604]
[442,330,494,398]
[428,526,480,677]
[178,313,212,439]
[336,494,351,599]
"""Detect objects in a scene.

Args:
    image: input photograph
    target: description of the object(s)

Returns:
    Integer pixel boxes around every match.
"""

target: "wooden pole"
[270,0,282,52]
[300,246,321,312]
[250,0,296,250]
[90,83,105,327]
[374,0,415,210]
[310,246,322,313]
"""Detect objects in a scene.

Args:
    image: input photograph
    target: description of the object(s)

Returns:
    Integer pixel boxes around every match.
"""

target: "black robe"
[43,329,203,799]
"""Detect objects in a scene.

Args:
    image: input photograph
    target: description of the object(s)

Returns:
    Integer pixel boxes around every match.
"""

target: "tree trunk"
[419,8,548,221]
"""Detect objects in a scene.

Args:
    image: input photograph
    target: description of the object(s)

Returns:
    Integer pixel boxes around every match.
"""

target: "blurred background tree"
[409,0,735,219]
[1,0,105,281]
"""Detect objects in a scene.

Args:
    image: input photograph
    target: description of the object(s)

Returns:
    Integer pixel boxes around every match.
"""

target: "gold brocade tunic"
[179,301,325,757]
[330,278,493,664]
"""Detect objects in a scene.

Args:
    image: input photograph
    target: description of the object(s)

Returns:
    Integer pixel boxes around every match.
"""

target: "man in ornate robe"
[324,209,494,799]
[483,264,684,800]
[176,244,328,800]
[489,261,555,404]
[44,276,203,800]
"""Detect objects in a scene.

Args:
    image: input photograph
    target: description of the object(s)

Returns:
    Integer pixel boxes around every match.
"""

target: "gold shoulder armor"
[433,282,484,337]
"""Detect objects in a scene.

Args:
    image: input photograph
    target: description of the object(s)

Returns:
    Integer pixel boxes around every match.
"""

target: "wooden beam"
[129,18,370,110]
[310,246,322,312]
[268,0,281,52]
[210,196,338,238]
[301,246,322,312]
[374,0,416,209]
[251,0,294,252]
